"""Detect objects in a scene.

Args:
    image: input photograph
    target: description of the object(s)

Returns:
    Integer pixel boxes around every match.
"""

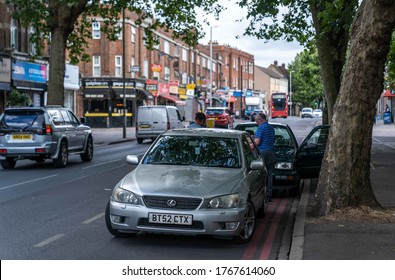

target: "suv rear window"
[206,109,226,115]
[1,110,45,129]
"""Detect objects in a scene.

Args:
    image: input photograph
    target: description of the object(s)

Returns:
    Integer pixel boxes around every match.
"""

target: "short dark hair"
[195,112,206,122]
[256,112,267,121]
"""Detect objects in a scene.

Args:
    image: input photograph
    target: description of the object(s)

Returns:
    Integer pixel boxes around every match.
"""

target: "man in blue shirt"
[188,112,206,128]
[254,112,276,202]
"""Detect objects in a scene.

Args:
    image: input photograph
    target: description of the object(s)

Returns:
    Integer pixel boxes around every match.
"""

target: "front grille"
[143,195,202,210]
[138,218,204,230]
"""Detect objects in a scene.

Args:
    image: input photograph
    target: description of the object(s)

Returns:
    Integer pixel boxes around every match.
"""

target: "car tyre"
[0,158,16,169]
[105,201,137,238]
[257,188,267,218]
[53,141,68,168]
[233,200,256,244]
[80,137,94,162]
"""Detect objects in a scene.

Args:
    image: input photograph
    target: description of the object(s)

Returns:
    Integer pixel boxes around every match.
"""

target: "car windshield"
[273,126,295,147]
[206,109,225,115]
[1,110,45,129]
[143,135,241,168]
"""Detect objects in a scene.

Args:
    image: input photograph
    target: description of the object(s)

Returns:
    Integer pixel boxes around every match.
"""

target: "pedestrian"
[253,112,276,202]
[385,104,390,113]
[188,112,206,128]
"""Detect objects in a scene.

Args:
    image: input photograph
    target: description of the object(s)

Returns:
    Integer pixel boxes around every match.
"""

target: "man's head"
[255,112,268,124]
[195,112,206,126]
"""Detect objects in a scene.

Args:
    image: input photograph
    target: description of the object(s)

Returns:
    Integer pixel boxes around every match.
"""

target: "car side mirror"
[80,117,86,124]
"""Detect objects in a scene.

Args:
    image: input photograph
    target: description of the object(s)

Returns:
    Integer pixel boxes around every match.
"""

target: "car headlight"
[208,194,240,209]
[113,187,139,204]
[275,162,293,170]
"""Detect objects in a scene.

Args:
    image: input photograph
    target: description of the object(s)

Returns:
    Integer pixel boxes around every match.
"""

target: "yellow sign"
[186,84,195,90]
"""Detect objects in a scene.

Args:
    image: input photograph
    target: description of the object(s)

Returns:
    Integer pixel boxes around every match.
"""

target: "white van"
[136,105,185,144]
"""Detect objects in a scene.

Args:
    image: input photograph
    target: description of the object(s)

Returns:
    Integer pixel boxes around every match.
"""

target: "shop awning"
[160,94,186,105]
[136,89,154,100]
[383,90,394,97]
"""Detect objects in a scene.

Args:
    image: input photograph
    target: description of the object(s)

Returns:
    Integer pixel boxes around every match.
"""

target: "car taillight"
[0,149,7,154]
[45,125,52,135]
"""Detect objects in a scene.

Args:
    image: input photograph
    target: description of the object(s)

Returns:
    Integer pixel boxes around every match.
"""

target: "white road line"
[82,159,122,169]
[384,143,395,149]
[33,234,65,247]
[0,174,59,191]
[82,212,105,224]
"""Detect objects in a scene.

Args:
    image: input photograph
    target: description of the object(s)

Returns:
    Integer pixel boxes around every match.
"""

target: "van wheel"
[1,158,16,169]
[137,137,143,144]
[53,141,68,168]
[81,137,94,162]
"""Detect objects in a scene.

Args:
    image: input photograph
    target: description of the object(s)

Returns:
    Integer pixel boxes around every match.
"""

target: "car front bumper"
[108,199,248,237]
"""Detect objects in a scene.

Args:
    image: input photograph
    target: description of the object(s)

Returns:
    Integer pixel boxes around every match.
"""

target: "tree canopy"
[7,0,224,105]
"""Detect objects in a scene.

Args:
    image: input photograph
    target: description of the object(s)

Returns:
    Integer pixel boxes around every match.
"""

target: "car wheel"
[0,158,16,169]
[53,141,68,168]
[137,137,143,144]
[105,201,137,238]
[257,187,268,218]
[80,137,94,162]
[233,200,256,244]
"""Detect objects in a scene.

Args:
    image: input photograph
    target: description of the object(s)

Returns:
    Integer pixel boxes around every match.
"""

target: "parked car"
[313,109,323,118]
[205,107,234,128]
[105,128,267,243]
[136,105,185,144]
[0,106,93,169]
[250,109,265,121]
[301,107,314,118]
[234,122,330,195]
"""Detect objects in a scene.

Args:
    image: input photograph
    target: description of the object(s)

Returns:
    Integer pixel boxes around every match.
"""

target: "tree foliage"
[288,48,323,108]
[7,0,224,105]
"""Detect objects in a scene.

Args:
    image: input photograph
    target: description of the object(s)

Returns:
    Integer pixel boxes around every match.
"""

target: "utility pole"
[122,8,126,138]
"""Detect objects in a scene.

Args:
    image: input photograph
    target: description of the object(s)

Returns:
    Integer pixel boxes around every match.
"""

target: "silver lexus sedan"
[105,128,268,243]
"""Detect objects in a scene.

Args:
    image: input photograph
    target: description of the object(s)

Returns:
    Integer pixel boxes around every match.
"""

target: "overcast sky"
[197,2,304,68]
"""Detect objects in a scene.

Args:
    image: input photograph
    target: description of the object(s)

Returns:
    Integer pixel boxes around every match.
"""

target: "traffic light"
[194,89,201,98]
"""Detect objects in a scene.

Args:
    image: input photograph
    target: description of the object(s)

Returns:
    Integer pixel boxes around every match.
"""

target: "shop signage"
[151,64,162,72]
[12,61,47,83]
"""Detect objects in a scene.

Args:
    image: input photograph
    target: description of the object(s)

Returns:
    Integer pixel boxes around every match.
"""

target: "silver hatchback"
[106,128,268,243]
[0,106,93,169]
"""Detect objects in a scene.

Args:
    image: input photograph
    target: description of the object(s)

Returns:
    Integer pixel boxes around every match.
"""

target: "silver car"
[105,128,267,243]
[0,106,93,169]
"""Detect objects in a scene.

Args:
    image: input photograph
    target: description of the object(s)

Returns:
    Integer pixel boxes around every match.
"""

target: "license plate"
[12,134,33,140]
[148,213,192,225]
[139,124,151,129]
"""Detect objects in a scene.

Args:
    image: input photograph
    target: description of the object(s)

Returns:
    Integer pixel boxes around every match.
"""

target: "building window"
[93,56,101,76]
[174,46,180,58]
[92,21,100,39]
[191,52,194,64]
[115,56,122,77]
[29,26,37,55]
[11,18,18,49]
[131,56,135,78]
[131,26,136,43]
[196,55,200,65]
[182,48,187,62]
[182,73,187,84]
[164,41,170,54]
[143,59,148,78]
[164,67,170,81]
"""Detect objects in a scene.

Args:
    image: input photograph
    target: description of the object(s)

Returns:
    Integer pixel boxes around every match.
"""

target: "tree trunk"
[46,0,88,106]
[309,1,357,123]
[312,0,395,216]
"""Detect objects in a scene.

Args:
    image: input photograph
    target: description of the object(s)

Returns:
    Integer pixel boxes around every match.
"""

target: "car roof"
[234,121,290,128]
[163,128,246,138]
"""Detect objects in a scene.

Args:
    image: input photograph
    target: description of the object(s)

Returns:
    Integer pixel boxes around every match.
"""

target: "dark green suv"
[0,106,93,169]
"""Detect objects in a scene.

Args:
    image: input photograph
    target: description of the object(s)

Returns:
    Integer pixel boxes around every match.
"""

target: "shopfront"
[82,77,153,128]
[0,57,11,113]
[11,60,47,106]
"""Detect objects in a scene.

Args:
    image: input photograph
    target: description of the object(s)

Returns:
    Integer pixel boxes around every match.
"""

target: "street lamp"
[209,26,219,108]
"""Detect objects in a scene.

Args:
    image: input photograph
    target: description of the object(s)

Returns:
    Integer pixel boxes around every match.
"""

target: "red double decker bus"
[271,92,288,118]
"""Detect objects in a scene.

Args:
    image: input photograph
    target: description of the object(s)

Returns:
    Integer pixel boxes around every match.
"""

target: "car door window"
[242,134,260,166]
[48,109,64,125]
[66,110,80,126]
[59,110,72,125]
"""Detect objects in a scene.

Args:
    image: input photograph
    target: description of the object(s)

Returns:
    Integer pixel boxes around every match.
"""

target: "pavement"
[91,121,395,260]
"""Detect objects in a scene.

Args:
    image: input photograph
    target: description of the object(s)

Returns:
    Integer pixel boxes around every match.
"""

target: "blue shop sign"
[12,61,47,83]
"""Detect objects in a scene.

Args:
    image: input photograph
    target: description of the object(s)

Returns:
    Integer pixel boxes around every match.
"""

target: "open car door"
[296,125,330,179]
